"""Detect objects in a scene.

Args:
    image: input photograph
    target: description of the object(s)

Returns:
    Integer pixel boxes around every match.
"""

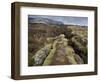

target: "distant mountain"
[28,17,64,25]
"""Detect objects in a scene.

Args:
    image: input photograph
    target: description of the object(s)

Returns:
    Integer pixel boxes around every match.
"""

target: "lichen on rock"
[32,34,85,66]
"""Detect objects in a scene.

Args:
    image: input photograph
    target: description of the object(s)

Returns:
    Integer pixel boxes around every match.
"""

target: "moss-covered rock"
[44,34,84,65]
[30,33,86,66]
[69,35,87,63]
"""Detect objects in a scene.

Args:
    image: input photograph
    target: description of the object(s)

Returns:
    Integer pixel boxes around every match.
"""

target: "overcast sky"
[28,15,88,26]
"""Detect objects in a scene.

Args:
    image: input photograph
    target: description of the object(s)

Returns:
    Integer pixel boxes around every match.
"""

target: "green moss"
[43,48,56,65]
[43,40,58,65]
[67,56,77,64]
[65,46,77,64]
[65,46,74,56]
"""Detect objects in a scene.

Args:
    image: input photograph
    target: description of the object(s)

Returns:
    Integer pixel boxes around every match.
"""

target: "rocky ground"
[28,23,87,66]
[32,34,84,66]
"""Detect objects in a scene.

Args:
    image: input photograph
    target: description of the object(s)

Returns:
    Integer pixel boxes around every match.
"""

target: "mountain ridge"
[28,17,64,25]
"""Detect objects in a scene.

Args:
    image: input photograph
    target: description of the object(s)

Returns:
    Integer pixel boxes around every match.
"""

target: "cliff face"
[28,22,87,66]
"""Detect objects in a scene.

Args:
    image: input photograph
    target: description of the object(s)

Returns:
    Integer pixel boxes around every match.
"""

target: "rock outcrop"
[32,34,84,66]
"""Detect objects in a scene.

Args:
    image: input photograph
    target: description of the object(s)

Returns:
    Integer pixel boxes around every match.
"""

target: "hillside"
[28,19,88,66]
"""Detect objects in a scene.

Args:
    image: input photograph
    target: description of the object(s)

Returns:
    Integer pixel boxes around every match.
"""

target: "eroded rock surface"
[33,34,84,66]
